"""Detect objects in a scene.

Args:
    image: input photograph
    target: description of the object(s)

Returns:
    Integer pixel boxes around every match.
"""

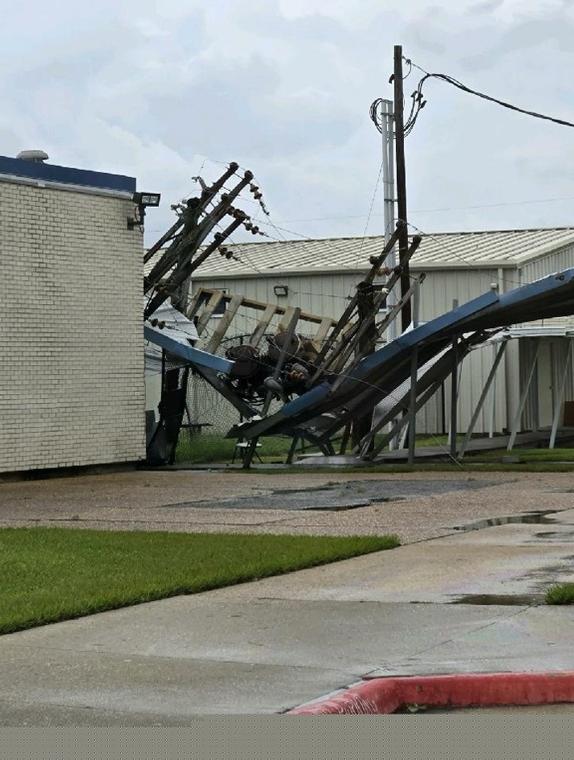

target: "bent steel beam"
[144,324,234,375]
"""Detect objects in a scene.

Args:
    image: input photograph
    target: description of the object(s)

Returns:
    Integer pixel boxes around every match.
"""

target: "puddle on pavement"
[450,593,544,606]
[452,511,560,533]
[172,479,499,512]
[533,530,574,541]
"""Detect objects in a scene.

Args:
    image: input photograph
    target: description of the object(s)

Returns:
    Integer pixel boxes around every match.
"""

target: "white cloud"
[1,0,574,244]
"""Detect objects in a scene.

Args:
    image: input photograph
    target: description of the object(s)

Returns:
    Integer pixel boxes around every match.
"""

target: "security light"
[274,285,289,297]
[133,192,161,207]
[128,192,161,230]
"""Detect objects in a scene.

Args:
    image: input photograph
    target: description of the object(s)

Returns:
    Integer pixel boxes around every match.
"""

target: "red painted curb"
[288,671,574,714]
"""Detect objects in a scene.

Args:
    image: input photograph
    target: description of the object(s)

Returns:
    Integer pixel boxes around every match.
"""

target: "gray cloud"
[467,0,505,15]
[1,0,574,244]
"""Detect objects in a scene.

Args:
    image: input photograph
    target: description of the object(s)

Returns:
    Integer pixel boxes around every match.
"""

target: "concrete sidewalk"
[1,505,574,723]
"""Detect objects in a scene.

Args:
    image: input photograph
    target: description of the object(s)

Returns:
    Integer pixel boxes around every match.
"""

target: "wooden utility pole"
[393,44,412,332]
[351,281,378,449]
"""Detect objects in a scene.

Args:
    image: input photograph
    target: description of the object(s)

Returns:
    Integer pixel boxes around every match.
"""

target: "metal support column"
[412,277,420,329]
[407,347,419,464]
[286,436,300,465]
[459,341,507,459]
[507,339,541,451]
[450,338,458,459]
[549,339,573,449]
[381,99,396,336]
[488,343,497,439]
[381,98,399,450]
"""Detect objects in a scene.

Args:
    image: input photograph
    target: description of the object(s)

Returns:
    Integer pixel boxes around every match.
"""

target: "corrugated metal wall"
[187,244,574,441]
[191,271,362,338]
[416,269,506,435]
[521,243,574,284]
[190,268,506,435]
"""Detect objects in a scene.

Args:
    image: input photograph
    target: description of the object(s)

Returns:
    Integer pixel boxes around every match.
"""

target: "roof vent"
[16,150,49,163]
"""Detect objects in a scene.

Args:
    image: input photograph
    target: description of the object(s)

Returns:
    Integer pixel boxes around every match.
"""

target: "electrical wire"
[404,57,574,135]
[356,160,385,264]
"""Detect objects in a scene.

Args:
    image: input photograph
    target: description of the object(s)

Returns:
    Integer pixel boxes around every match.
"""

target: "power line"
[404,57,574,135]
[246,196,574,226]
[356,160,385,264]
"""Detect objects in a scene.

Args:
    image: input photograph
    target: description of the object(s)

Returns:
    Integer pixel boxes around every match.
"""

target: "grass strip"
[175,433,574,471]
[229,462,574,475]
[176,434,295,464]
[0,528,398,635]
[546,583,574,605]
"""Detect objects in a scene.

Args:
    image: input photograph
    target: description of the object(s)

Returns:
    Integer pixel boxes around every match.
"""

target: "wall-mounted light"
[134,192,161,207]
[128,191,161,230]
[274,285,289,297]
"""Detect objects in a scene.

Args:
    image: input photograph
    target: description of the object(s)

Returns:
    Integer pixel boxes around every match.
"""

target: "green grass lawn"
[174,431,574,473]
[546,583,574,605]
[0,528,398,635]
[175,434,297,464]
[175,432,459,465]
[467,447,574,463]
[234,460,574,475]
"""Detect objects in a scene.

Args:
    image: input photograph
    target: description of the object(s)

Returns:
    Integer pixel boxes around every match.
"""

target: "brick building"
[0,152,145,474]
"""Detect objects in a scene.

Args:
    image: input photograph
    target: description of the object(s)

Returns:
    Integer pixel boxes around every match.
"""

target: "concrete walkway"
[1,504,574,723]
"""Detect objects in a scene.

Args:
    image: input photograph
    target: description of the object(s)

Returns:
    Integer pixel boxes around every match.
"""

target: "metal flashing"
[0,155,136,194]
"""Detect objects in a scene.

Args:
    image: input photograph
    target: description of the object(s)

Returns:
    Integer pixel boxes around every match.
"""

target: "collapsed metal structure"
[144,164,574,466]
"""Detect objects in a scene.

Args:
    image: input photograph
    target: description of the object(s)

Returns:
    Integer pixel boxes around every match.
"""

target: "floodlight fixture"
[128,191,161,230]
[133,191,161,207]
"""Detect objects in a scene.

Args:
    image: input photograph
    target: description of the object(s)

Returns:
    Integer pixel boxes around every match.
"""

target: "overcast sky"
[2,0,574,243]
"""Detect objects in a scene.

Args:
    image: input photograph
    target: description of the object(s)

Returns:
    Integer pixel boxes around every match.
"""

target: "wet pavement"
[0,469,572,545]
[1,469,574,719]
[451,510,563,533]
[1,503,574,721]
[184,479,499,511]
[404,704,574,714]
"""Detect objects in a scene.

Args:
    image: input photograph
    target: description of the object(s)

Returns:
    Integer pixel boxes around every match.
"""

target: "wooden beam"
[278,307,297,332]
[250,304,277,347]
[204,294,243,353]
[196,288,331,326]
[314,317,333,347]
[196,290,225,336]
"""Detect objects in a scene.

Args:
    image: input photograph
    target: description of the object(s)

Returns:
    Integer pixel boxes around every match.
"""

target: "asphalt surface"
[1,469,573,544]
[185,478,499,511]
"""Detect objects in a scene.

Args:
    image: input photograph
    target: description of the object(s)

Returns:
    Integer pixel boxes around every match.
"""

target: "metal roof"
[189,227,574,279]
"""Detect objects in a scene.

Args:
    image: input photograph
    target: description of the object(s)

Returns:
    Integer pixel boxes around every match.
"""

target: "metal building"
[188,227,574,438]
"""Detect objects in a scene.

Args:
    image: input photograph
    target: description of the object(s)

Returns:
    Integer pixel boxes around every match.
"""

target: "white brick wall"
[0,179,145,472]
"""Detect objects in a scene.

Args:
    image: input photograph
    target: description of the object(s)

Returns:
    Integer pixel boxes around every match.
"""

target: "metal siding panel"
[521,243,574,284]
[190,268,514,436]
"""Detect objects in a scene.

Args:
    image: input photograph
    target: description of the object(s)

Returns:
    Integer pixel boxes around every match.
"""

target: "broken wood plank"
[278,306,297,332]
[314,317,333,347]
[250,304,276,347]
[194,289,330,326]
[204,294,243,353]
[196,290,225,336]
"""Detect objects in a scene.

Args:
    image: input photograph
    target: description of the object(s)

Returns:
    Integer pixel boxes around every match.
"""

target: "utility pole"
[381,99,397,341]
[351,281,378,449]
[393,44,412,332]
